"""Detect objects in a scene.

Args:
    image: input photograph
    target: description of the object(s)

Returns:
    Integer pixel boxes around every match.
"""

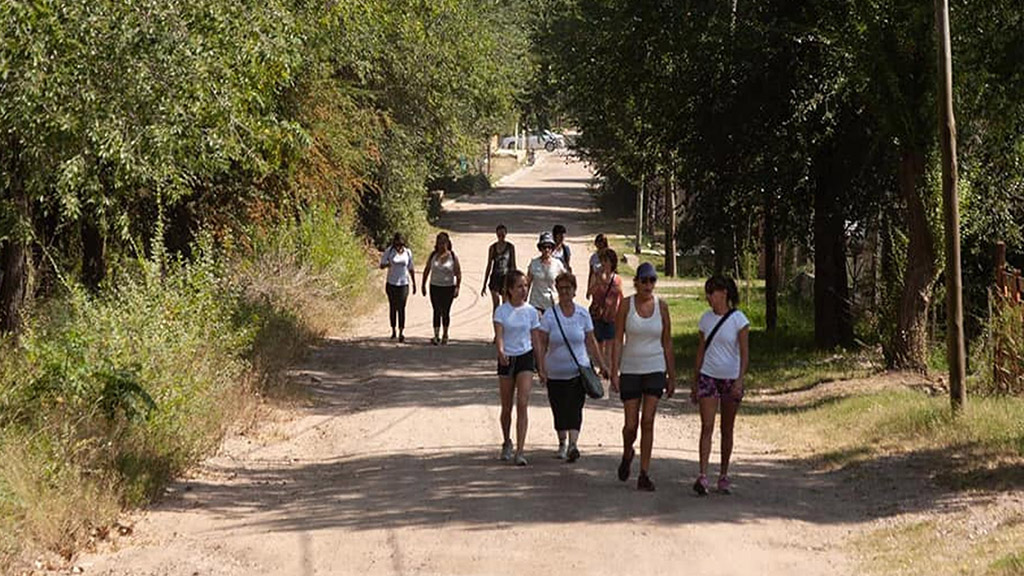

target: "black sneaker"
[617,447,634,481]
[398,334,405,343]
[566,446,580,463]
[637,472,655,492]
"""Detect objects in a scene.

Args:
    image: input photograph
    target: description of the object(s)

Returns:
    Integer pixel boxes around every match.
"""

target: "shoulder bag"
[552,305,604,399]
[700,309,737,369]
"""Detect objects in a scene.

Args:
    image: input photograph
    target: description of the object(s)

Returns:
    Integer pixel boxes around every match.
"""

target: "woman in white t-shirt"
[690,275,749,496]
[493,270,542,466]
[527,231,567,313]
[378,233,416,342]
[536,272,608,463]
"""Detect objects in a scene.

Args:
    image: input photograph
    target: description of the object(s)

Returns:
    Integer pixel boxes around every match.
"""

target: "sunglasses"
[638,277,656,285]
[540,244,555,250]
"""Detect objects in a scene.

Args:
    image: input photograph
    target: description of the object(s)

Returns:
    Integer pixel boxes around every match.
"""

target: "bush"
[0,207,373,568]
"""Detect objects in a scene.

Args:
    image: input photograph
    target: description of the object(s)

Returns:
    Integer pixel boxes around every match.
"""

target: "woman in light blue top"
[537,272,608,462]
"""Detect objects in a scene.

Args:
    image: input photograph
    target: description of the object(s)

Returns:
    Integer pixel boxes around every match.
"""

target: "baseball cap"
[537,231,556,248]
[636,262,658,280]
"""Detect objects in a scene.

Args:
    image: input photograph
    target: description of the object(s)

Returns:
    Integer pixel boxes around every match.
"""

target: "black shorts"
[488,273,507,292]
[498,349,536,378]
[619,372,666,401]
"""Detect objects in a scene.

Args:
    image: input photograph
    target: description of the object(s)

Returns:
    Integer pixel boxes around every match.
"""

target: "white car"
[500,130,566,152]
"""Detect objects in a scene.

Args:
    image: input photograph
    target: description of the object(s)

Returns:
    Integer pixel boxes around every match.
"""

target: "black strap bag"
[552,305,604,399]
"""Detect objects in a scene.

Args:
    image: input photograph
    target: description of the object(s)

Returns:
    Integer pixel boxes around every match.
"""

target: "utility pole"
[635,172,644,254]
[665,167,677,276]
[935,0,967,411]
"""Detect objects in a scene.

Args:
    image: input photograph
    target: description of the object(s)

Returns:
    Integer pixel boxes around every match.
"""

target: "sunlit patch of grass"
[854,511,1024,576]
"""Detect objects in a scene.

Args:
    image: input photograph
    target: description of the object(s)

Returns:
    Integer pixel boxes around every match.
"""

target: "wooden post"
[996,241,1007,294]
[994,242,1006,392]
[935,0,966,411]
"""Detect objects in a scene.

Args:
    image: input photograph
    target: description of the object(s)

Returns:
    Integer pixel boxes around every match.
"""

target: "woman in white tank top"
[610,262,676,491]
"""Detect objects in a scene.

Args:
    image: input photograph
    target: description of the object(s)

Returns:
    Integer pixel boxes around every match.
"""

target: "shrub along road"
[76,153,871,575]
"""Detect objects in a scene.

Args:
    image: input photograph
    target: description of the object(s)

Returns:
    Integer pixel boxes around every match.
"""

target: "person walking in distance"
[587,233,609,292]
[610,262,676,491]
[379,233,416,342]
[691,275,749,495]
[587,248,622,373]
[482,224,516,311]
[536,272,608,463]
[493,270,542,466]
[551,224,572,272]
[527,231,567,315]
[421,232,462,345]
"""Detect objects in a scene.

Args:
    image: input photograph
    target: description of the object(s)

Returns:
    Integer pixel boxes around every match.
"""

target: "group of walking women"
[488,228,751,496]
[379,225,751,495]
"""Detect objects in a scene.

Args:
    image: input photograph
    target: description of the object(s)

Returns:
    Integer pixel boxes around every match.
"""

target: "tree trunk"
[764,193,778,331]
[886,149,937,371]
[1,178,30,335]
[81,216,106,292]
[813,180,853,349]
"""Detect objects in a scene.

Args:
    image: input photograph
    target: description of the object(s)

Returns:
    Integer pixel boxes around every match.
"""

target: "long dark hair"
[428,232,453,261]
[705,275,740,308]
[390,232,407,250]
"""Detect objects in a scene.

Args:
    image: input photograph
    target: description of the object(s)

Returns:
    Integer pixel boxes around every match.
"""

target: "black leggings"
[429,284,456,329]
[547,377,586,431]
[385,283,410,330]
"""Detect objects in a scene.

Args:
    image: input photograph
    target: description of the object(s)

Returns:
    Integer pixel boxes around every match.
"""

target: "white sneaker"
[556,442,568,460]
[500,440,514,461]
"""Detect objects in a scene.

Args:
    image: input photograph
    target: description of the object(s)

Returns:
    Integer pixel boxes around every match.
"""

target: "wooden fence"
[994,242,1023,393]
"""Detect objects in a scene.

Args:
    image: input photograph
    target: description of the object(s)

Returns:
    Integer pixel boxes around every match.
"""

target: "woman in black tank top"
[482,224,517,311]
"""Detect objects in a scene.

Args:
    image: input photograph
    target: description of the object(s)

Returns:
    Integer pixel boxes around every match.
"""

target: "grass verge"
[0,205,374,572]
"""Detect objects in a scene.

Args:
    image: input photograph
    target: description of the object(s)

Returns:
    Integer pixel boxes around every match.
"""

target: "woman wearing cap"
[379,232,416,342]
[527,231,567,315]
[493,270,542,466]
[587,233,609,292]
[536,272,608,463]
[482,224,516,311]
[421,232,462,345]
[587,248,622,370]
[610,262,676,491]
[691,275,749,495]
[551,225,572,272]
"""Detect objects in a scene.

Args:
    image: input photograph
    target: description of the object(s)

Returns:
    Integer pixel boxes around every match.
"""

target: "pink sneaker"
[693,474,709,496]
[717,475,732,494]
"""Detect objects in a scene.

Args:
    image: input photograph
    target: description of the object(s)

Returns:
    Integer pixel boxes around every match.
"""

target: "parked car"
[499,130,566,152]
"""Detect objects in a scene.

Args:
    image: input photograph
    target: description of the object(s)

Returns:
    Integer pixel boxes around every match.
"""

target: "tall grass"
[0,206,372,570]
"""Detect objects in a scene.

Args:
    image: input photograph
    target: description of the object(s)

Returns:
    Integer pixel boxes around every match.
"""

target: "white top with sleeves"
[528,257,567,310]
[619,296,666,375]
[540,303,594,380]
[493,301,541,357]
[698,309,750,379]
[429,251,459,287]
[381,247,414,286]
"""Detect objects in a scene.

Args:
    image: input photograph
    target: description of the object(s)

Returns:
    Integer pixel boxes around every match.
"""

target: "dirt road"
[76,152,863,575]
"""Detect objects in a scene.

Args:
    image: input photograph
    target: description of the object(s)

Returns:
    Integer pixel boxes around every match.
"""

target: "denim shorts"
[593,319,615,342]
[697,373,743,401]
[619,372,666,401]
